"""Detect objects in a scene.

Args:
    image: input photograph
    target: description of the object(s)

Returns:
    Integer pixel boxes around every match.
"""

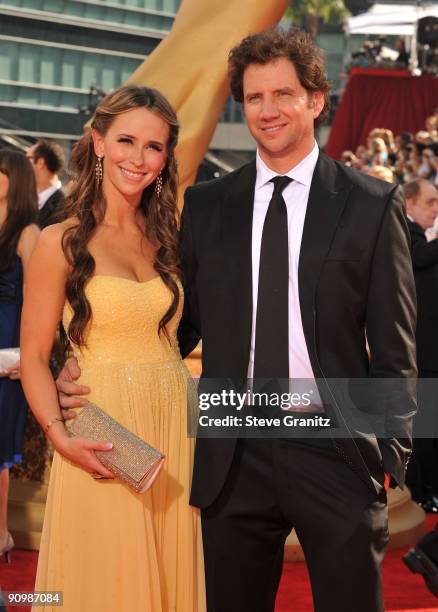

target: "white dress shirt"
[38,180,62,209]
[247,141,323,408]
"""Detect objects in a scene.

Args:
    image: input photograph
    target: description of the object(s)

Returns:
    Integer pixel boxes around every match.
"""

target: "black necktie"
[253,175,292,385]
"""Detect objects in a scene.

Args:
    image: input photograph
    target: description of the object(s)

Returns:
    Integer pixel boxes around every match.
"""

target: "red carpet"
[1,518,438,611]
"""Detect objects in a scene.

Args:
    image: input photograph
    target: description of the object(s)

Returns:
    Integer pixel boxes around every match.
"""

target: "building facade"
[0,0,181,139]
[0,1,341,172]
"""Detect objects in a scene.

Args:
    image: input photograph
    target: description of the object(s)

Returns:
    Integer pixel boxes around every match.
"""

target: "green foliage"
[286,0,350,36]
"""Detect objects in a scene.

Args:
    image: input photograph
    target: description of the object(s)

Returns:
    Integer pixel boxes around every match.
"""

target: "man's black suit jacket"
[178,152,417,509]
[37,188,66,229]
[407,219,438,371]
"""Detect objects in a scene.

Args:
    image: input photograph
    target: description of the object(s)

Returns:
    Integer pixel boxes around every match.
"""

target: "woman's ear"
[91,129,104,158]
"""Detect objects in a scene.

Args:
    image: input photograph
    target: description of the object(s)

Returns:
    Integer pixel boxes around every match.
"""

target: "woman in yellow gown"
[20,85,205,612]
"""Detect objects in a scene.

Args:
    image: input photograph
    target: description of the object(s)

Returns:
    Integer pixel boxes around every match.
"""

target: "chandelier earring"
[154,172,163,198]
[95,155,103,186]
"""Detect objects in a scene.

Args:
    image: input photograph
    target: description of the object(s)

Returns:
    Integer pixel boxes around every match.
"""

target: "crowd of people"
[341,116,438,187]
[339,122,438,594]
[0,24,437,612]
[349,36,411,71]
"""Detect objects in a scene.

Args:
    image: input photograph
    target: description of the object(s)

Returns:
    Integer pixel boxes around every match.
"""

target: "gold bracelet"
[44,416,65,434]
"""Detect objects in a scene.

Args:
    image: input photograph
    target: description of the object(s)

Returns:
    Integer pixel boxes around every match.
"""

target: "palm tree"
[286,0,350,38]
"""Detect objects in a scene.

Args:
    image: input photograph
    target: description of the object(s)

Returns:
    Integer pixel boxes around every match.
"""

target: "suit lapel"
[298,153,352,370]
[222,161,256,372]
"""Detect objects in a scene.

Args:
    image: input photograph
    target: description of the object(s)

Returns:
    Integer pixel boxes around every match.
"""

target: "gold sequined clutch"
[67,403,165,493]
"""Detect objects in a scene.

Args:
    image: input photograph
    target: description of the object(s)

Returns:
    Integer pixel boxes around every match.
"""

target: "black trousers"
[201,437,389,612]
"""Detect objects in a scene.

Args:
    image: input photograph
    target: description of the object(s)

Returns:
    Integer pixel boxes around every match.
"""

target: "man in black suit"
[404,179,438,382]
[177,28,416,612]
[402,178,438,594]
[404,178,438,506]
[27,140,66,228]
[57,28,417,612]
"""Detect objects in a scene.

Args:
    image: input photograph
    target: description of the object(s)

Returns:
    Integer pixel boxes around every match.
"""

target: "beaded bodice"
[62,275,182,366]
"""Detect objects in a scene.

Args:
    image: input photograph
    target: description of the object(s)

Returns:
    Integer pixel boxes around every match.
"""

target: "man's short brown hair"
[228,27,331,127]
[403,178,423,202]
[33,140,65,174]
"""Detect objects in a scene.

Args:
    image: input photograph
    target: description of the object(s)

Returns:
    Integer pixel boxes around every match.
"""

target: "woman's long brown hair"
[62,85,180,348]
[0,150,38,273]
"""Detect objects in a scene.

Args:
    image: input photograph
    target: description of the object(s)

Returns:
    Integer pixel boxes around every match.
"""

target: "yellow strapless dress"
[33,275,205,612]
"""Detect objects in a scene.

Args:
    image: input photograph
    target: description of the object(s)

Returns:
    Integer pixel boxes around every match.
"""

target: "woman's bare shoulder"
[17,223,40,259]
[39,218,79,244]
[34,220,80,273]
[18,223,40,244]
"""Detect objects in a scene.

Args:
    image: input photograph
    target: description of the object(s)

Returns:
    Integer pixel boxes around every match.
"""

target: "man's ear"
[35,157,46,171]
[91,129,104,158]
[310,91,325,119]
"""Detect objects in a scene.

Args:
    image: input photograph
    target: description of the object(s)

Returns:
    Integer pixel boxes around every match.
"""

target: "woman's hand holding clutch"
[52,357,114,477]
[55,358,164,489]
[47,414,115,479]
